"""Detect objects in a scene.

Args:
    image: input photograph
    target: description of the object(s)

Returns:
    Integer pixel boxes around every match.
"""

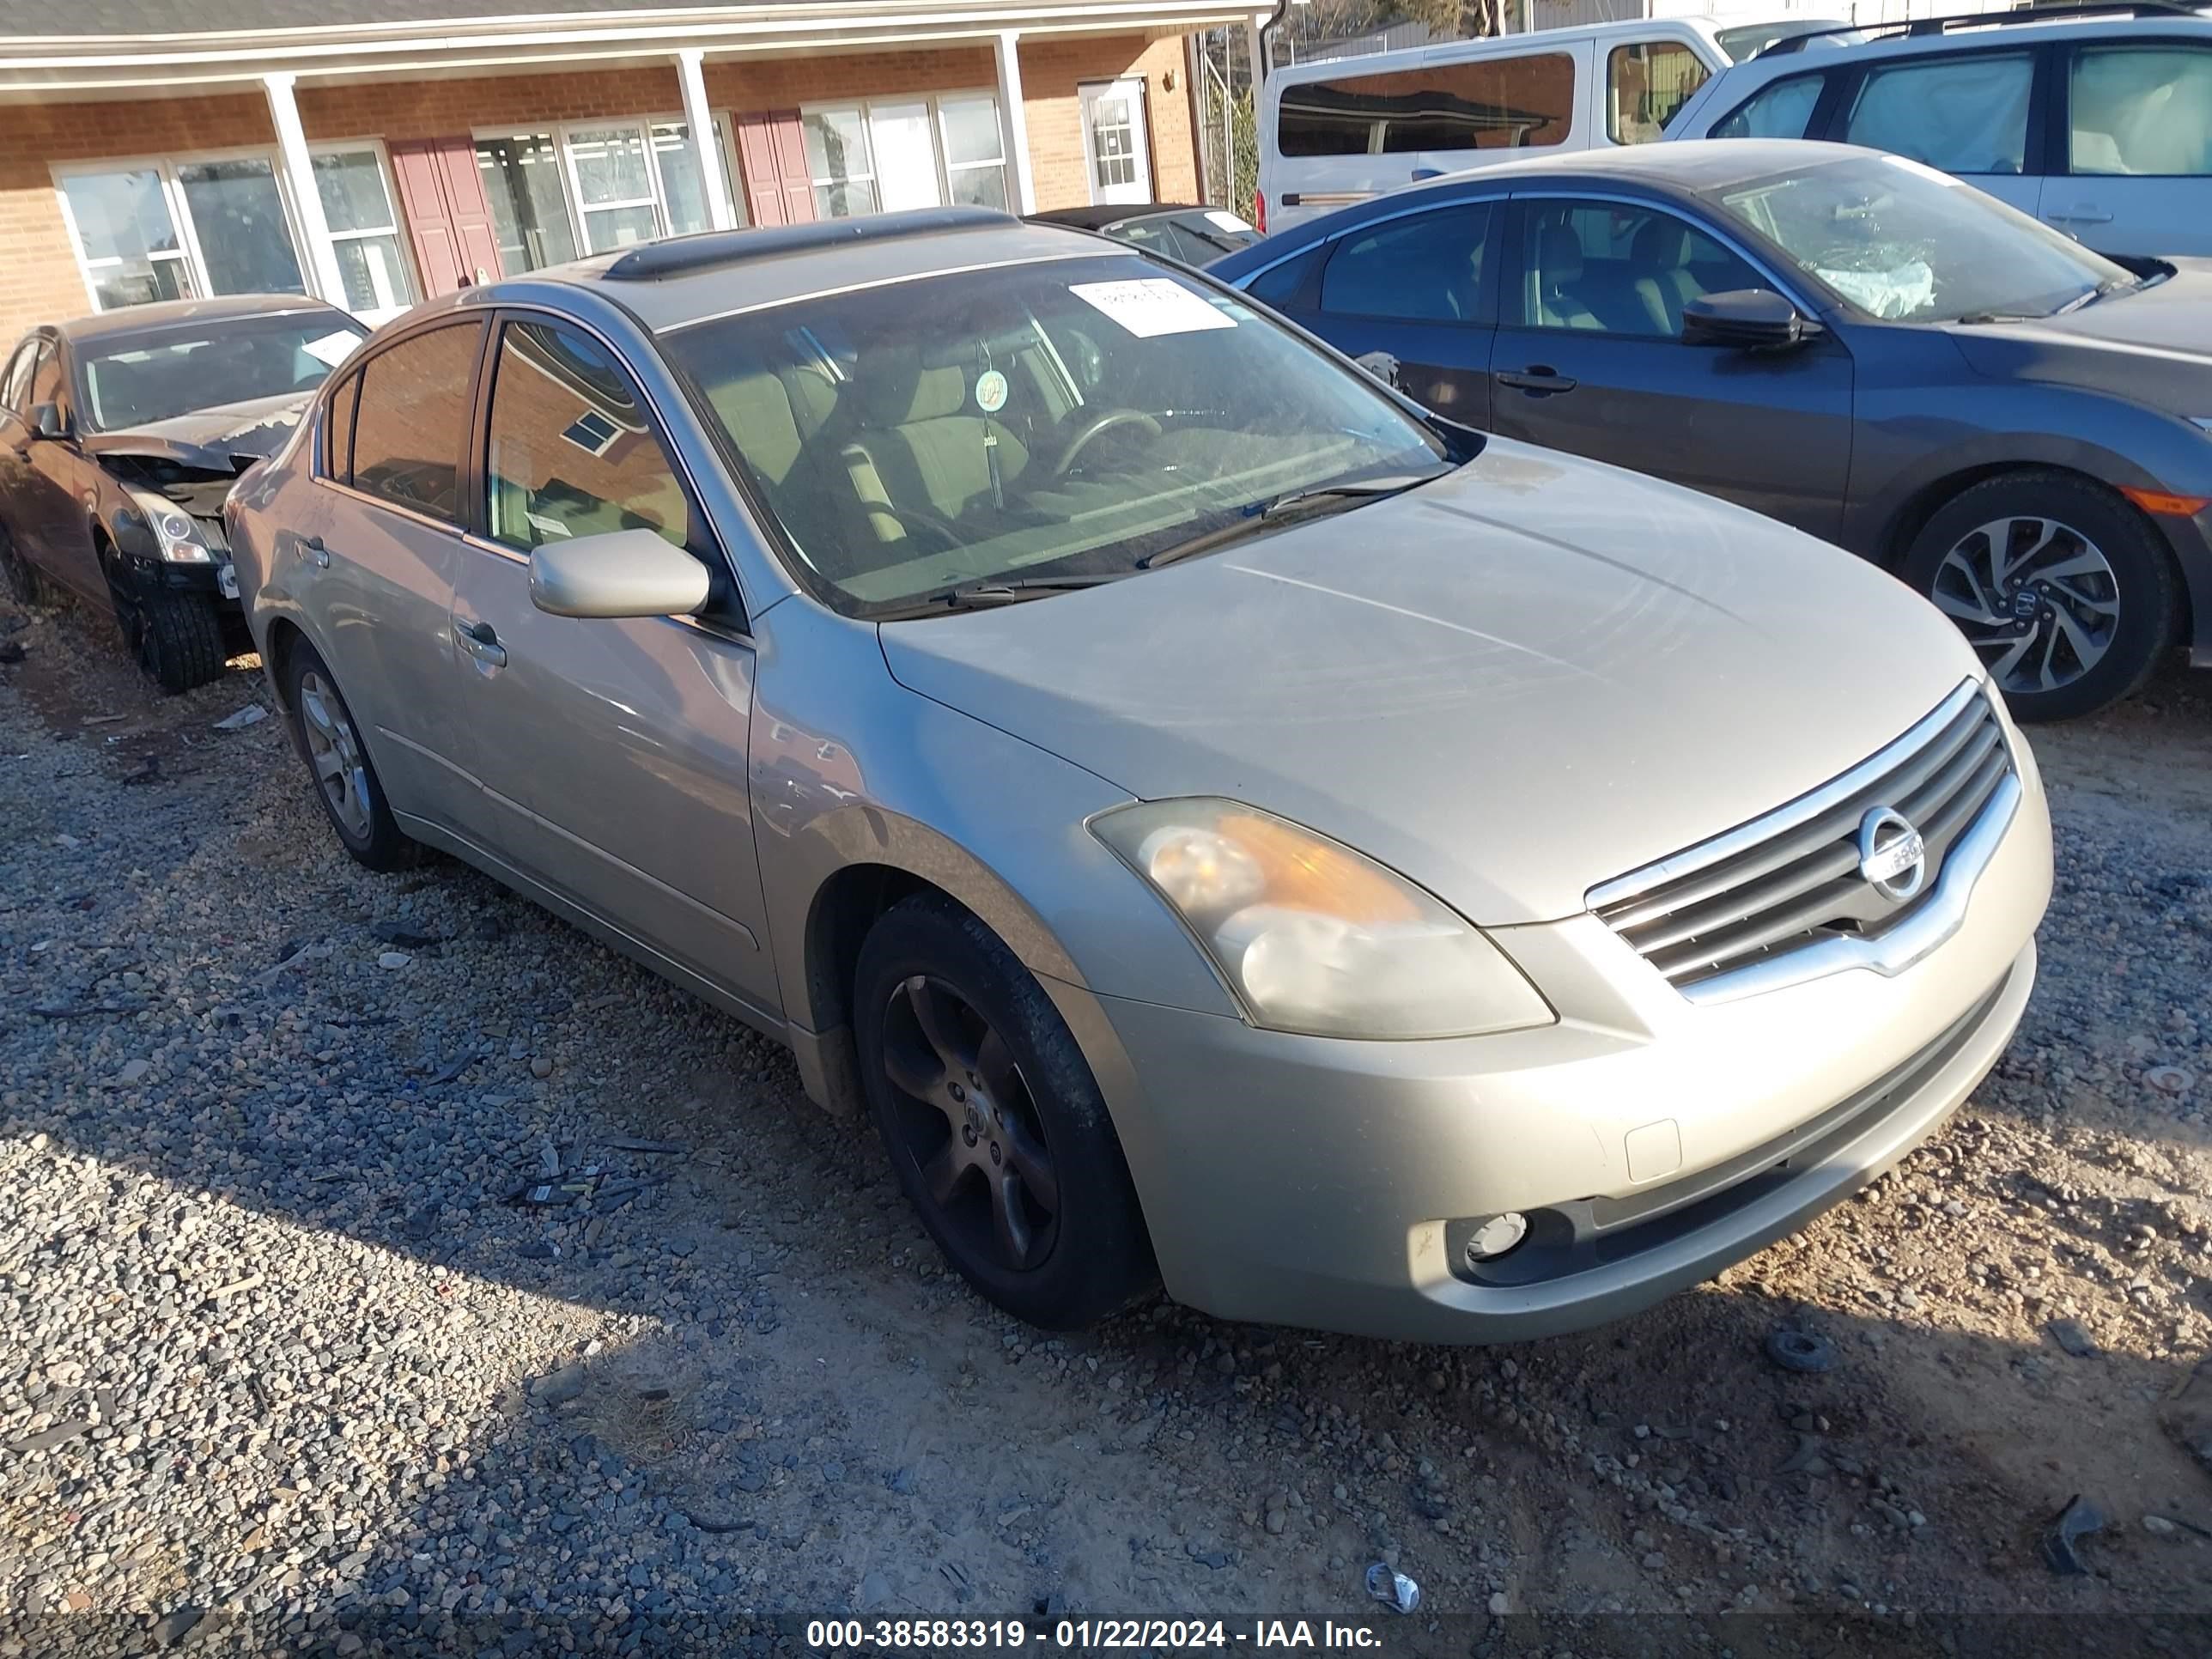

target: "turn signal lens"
[2120,485,2211,517]
[1094,799,1553,1041]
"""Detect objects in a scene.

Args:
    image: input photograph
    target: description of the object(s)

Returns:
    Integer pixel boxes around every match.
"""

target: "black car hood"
[82,391,312,473]
[1948,260,2212,411]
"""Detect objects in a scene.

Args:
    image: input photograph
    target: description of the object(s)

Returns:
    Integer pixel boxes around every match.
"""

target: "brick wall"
[0,31,1204,345]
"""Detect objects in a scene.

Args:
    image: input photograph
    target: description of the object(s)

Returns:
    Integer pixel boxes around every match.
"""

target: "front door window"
[1081,79,1152,205]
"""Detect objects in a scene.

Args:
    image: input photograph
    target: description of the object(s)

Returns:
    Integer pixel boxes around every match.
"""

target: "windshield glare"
[661,255,1449,614]
[80,313,364,430]
[1711,154,2129,323]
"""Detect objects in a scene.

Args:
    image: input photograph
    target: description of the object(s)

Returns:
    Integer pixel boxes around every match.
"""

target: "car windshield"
[77,313,364,431]
[659,253,1450,615]
[1709,153,2132,324]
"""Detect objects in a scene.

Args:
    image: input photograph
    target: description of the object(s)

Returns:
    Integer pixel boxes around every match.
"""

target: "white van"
[1258,17,1802,232]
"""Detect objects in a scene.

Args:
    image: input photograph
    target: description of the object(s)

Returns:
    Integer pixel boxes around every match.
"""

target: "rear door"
[1297,198,1502,428]
[1821,46,2046,219]
[311,318,488,820]
[2043,38,2212,256]
[1487,193,1855,541]
[444,312,778,1016]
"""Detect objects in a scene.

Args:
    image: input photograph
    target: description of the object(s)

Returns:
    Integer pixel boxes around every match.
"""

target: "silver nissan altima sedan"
[226,208,2051,1342]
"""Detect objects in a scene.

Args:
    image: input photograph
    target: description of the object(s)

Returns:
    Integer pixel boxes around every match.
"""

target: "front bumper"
[1055,730,2051,1344]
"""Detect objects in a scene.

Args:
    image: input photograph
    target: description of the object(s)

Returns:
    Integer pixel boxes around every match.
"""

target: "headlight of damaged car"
[126,489,213,563]
[1092,799,1553,1040]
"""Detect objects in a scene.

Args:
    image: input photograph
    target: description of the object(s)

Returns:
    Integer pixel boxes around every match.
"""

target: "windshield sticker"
[974,368,1009,414]
[1204,210,1253,234]
[1068,278,1237,339]
[302,330,365,368]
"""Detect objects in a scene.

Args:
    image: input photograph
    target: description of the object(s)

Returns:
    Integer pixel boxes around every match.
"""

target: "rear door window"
[2069,44,2212,174]
[1843,52,2036,175]
[349,321,483,523]
[1319,204,1494,323]
[1710,70,1828,140]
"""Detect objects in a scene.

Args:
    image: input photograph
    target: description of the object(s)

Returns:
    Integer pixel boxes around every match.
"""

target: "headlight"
[1091,799,1553,1040]
[127,490,213,563]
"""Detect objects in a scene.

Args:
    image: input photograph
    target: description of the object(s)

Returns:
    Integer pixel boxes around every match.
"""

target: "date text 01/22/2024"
[805,1619,1389,1650]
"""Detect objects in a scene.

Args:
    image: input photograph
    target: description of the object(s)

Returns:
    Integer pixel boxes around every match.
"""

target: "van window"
[1607,41,1712,143]
[1277,53,1575,157]
[1711,71,1826,140]
[1844,53,2034,175]
[2069,46,2212,176]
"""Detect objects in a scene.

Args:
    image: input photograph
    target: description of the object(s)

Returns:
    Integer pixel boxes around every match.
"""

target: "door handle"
[295,533,329,568]
[2045,207,2113,225]
[1496,367,1578,395]
[453,620,507,669]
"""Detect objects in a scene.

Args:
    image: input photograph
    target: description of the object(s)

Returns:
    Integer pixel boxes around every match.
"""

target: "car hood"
[1946,260,2212,411]
[879,440,1981,927]
[82,391,312,473]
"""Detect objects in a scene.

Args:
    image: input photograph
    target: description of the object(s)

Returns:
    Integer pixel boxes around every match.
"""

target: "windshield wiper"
[1952,309,2049,325]
[1137,474,1437,571]
[2054,276,2138,315]
[874,572,1129,619]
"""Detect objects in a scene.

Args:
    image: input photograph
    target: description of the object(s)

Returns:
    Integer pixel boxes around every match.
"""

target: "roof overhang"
[0,1,1256,97]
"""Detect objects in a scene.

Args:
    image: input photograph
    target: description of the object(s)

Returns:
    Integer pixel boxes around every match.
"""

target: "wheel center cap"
[2010,588,2041,619]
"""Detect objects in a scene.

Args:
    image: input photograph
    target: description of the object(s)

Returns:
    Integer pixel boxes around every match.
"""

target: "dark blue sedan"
[1208,138,2212,722]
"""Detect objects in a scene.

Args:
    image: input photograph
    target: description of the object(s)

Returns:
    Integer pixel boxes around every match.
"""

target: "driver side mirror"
[29,402,69,441]
[529,529,711,620]
[1682,289,1821,351]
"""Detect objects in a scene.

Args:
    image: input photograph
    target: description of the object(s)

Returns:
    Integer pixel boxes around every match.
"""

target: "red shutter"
[736,111,816,228]
[391,138,505,297]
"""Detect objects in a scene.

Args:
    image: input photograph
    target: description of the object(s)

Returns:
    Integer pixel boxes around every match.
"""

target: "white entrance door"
[1080,79,1152,205]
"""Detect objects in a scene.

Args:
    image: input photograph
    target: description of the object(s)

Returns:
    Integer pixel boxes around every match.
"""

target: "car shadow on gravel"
[6,611,2212,1655]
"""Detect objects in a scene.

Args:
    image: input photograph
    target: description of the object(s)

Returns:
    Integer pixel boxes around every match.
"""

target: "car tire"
[281,641,422,872]
[854,892,1156,1329]
[134,590,228,694]
[0,520,43,606]
[1903,471,2177,722]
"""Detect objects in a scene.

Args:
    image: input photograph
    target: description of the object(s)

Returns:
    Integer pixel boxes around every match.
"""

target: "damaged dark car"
[0,295,365,690]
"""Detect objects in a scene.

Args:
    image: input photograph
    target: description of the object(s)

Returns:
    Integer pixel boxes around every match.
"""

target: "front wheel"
[854,893,1155,1329]
[1903,471,2177,722]
[133,589,227,694]
[0,520,44,606]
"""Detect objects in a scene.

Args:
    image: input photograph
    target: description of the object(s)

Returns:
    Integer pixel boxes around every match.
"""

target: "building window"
[477,117,742,270]
[802,93,1009,220]
[58,158,311,312]
[311,144,416,323]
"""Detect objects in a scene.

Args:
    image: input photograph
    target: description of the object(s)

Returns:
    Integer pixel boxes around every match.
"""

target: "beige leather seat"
[840,346,1030,539]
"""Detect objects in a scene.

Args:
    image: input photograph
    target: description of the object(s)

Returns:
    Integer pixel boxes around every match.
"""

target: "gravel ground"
[3,594,2212,1659]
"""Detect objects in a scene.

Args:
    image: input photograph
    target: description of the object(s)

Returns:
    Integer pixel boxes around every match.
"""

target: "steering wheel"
[1054,408,1164,477]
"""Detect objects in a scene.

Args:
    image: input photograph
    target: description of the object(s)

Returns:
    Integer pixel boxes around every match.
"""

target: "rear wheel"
[1903,471,2177,722]
[282,641,422,871]
[854,893,1154,1329]
[132,589,227,694]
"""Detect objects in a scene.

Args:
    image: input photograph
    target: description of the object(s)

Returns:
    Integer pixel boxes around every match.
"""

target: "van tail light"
[1253,190,1267,234]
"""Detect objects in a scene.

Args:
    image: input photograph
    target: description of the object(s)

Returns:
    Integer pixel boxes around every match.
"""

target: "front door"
[447,314,778,1016]
[1081,79,1152,206]
[1488,196,1855,541]
[1297,199,1500,429]
[19,341,105,601]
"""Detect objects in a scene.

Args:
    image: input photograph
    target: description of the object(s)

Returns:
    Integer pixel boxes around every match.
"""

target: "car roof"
[453,208,1129,336]
[1716,8,2212,85]
[1400,136,1875,196]
[1028,203,1204,230]
[53,294,349,345]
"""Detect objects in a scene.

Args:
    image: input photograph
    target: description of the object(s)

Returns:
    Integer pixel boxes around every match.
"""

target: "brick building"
[0,0,1266,344]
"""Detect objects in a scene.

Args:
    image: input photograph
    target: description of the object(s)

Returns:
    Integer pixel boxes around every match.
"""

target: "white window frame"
[473,112,741,267]
[52,147,312,315]
[560,118,665,254]
[800,90,1012,219]
[304,137,420,324]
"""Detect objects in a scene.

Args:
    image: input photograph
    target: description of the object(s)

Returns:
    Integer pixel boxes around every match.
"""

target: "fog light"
[1462,1212,1528,1264]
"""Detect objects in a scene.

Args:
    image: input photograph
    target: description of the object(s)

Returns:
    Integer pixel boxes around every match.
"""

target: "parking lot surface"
[3,600,2210,1655]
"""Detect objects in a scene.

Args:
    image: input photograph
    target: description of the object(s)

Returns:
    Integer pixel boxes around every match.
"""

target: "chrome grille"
[1589,682,2014,993]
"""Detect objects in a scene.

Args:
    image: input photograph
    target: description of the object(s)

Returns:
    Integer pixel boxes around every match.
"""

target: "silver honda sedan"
[226,208,2051,1342]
